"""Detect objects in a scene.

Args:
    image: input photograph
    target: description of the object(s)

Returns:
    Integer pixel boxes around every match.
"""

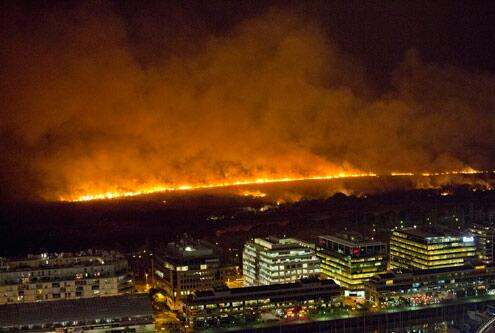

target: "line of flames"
[63,169,493,202]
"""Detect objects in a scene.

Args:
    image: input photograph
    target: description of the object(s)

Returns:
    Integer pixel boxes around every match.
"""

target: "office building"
[316,234,387,295]
[468,223,495,264]
[0,294,154,332]
[153,236,228,308]
[0,250,132,305]
[389,228,478,270]
[184,278,340,329]
[243,237,320,286]
[366,264,495,308]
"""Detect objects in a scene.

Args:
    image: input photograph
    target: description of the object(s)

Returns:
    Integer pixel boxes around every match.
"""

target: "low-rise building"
[389,228,478,270]
[184,278,341,329]
[0,250,132,305]
[153,236,227,308]
[316,234,387,295]
[366,264,495,308]
[0,294,154,332]
[243,237,320,286]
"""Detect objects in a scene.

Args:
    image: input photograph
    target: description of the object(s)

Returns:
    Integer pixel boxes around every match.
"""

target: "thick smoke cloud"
[0,3,494,201]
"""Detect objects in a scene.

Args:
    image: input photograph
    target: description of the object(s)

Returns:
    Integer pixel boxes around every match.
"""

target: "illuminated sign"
[344,290,365,298]
[462,236,474,243]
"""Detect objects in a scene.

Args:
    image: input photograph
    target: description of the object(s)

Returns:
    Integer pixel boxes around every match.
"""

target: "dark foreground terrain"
[1,174,494,256]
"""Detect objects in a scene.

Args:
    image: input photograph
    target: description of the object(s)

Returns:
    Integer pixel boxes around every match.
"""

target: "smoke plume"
[0,2,494,201]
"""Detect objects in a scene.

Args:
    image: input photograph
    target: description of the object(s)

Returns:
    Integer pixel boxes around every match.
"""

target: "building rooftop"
[318,234,386,248]
[251,237,313,250]
[189,278,338,300]
[157,236,220,261]
[394,228,446,239]
[371,263,495,282]
[394,228,475,244]
[0,250,126,273]
[0,294,152,327]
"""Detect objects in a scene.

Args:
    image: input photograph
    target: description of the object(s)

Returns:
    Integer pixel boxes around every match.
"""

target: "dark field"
[1,174,494,257]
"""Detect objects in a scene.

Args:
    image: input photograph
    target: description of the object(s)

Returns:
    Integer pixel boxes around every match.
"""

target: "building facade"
[468,223,495,264]
[153,237,227,307]
[0,251,132,305]
[366,264,495,308]
[243,237,320,286]
[184,278,341,329]
[0,294,154,332]
[389,228,478,270]
[316,234,387,294]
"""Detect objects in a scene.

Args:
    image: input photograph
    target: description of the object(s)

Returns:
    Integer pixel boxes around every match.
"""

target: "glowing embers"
[62,172,377,202]
[240,190,267,198]
[61,168,492,202]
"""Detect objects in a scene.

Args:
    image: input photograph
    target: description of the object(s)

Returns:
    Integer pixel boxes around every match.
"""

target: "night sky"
[1,1,494,201]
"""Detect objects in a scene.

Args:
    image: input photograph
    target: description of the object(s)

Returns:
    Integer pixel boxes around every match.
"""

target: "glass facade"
[389,229,477,270]
[316,235,388,291]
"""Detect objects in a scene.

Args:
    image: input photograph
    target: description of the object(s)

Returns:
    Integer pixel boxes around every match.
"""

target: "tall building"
[468,223,495,264]
[316,234,387,295]
[389,228,478,270]
[242,237,320,286]
[0,250,132,305]
[153,236,227,308]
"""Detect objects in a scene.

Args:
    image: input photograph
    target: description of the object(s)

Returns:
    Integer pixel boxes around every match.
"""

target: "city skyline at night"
[1,2,495,332]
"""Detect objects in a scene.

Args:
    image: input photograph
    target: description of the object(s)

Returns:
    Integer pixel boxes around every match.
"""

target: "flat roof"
[0,251,125,273]
[373,264,495,282]
[319,235,386,247]
[252,237,312,250]
[0,294,152,327]
[191,279,337,299]
[394,228,444,239]
[394,228,467,240]
[156,239,220,262]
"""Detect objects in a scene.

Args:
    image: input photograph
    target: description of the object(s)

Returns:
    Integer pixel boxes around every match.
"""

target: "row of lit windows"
[188,298,331,312]
[317,251,386,263]
[391,234,474,250]
[390,239,476,255]
[390,238,478,255]
[390,250,473,267]
[389,245,476,261]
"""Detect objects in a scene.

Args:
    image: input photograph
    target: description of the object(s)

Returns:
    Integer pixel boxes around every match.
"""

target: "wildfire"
[391,168,485,177]
[62,172,376,202]
[240,190,267,198]
[59,168,494,202]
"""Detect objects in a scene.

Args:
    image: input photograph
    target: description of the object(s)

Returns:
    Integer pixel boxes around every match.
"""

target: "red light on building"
[353,249,359,254]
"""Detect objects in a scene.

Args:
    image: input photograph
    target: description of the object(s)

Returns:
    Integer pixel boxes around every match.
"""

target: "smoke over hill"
[1,2,494,201]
